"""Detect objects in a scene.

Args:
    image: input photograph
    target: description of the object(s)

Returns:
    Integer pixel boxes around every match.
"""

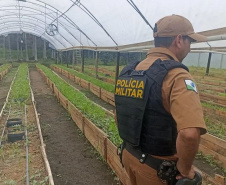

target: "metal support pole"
[34,36,37,61]
[51,49,54,59]
[81,50,84,73]
[8,35,12,62]
[3,36,5,60]
[206,52,212,76]
[17,34,19,61]
[220,54,223,69]
[127,52,129,64]
[21,34,23,60]
[95,51,99,79]
[115,52,120,84]
[60,52,62,64]
[57,51,59,64]
[197,53,201,67]
[72,50,75,69]
[43,40,47,60]
[25,33,29,61]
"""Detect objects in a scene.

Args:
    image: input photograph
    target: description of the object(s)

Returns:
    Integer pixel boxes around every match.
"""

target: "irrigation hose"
[0,104,11,147]
[25,104,30,185]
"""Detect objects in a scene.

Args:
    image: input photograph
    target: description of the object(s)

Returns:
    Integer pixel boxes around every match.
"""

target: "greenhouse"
[0,0,226,185]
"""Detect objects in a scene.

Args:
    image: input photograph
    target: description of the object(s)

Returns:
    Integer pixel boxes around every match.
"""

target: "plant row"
[0,64,12,80]
[52,64,115,93]
[0,64,11,73]
[9,63,30,106]
[38,64,121,146]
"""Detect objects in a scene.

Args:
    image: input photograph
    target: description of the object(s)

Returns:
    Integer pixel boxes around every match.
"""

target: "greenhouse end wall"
[183,53,226,69]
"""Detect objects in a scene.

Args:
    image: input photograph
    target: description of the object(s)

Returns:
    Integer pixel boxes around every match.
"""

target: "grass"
[9,63,30,106]
[204,117,226,139]
[53,64,115,93]
[201,102,226,112]
[0,64,11,73]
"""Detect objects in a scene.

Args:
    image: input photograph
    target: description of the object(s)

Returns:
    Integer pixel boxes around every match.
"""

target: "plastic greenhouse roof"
[1,0,226,52]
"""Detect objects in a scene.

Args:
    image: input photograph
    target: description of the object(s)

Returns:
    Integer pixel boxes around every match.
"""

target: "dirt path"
[29,65,120,185]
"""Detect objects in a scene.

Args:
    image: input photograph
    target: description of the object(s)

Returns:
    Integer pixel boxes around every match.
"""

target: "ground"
[29,65,120,185]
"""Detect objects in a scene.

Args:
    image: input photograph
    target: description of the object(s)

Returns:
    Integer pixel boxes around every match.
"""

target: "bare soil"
[29,65,120,185]
[0,102,48,184]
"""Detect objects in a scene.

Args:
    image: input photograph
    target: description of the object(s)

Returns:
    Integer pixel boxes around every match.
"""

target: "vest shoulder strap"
[145,59,189,81]
[119,61,141,76]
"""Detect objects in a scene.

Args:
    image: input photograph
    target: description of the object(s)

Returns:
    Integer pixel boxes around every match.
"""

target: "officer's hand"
[176,163,195,180]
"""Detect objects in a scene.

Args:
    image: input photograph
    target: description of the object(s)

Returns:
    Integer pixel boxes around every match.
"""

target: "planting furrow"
[29,64,120,185]
[0,64,49,185]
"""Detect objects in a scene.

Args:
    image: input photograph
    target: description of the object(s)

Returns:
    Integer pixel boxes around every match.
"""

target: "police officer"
[115,15,207,185]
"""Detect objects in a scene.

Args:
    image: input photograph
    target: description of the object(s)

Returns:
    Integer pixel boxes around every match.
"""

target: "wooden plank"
[69,73,75,81]
[83,117,108,158]
[49,80,54,91]
[74,76,81,85]
[106,139,131,185]
[53,85,59,101]
[80,79,90,90]
[199,144,226,168]
[62,70,69,77]
[68,103,84,132]
[201,134,226,157]
[90,83,101,97]
[58,91,68,110]
[215,174,225,185]
[216,110,226,117]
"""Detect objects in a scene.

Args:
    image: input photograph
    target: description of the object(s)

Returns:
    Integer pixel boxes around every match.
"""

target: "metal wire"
[25,104,30,185]
[0,104,11,147]
[126,0,153,30]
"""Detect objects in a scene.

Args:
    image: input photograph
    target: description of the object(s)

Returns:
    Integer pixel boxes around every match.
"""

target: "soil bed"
[29,65,120,185]
[0,103,48,184]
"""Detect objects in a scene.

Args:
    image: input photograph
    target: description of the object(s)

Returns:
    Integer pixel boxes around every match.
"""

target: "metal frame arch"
[26,0,97,46]
[0,15,73,46]
[10,0,97,46]
[0,23,65,48]
[0,5,85,46]
[0,23,66,48]
[0,30,57,50]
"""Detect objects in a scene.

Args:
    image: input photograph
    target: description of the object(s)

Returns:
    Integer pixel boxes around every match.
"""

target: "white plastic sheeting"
[1,0,226,51]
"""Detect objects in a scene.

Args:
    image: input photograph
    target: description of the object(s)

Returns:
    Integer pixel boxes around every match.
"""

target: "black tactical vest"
[115,59,189,156]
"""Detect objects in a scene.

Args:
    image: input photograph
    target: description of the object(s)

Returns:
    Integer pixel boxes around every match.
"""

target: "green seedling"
[3,179,17,185]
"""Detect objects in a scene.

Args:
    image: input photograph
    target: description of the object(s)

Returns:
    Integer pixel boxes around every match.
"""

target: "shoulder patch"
[184,79,198,93]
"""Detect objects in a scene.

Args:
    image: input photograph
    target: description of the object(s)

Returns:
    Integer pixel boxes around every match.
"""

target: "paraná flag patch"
[184,79,198,93]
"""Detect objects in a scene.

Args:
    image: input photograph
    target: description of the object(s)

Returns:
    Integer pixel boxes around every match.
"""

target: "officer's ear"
[174,34,183,49]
